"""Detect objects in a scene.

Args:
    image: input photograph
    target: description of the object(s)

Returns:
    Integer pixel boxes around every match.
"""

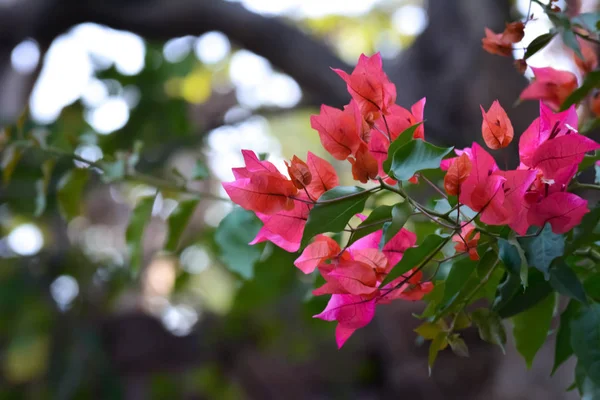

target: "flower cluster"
[222,52,600,348]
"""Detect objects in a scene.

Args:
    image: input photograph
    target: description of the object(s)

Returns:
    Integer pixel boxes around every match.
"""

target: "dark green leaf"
[562,29,584,60]
[215,208,263,280]
[125,195,156,275]
[552,300,581,375]
[56,168,89,222]
[471,309,507,353]
[34,159,56,217]
[519,224,565,279]
[302,186,371,247]
[585,274,600,302]
[379,201,412,249]
[380,234,446,287]
[571,303,600,386]
[440,257,477,305]
[428,332,448,375]
[569,207,600,252]
[436,251,498,318]
[511,293,555,368]
[165,199,199,252]
[389,140,453,181]
[524,32,556,59]
[498,236,528,287]
[382,123,422,173]
[192,160,209,180]
[495,268,553,318]
[549,258,588,304]
[562,70,600,110]
[1,144,23,184]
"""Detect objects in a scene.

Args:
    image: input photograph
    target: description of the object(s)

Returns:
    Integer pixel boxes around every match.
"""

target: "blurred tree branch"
[0,0,536,149]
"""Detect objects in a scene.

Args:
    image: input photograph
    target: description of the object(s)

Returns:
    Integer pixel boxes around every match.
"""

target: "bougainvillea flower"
[519,67,578,110]
[574,37,598,74]
[482,27,513,56]
[514,58,527,74]
[458,143,505,220]
[333,53,397,122]
[378,269,434,303]
[223,171,298,215]
[314,294,376,348]
[294,234,341,274]
[285,155,312,190]
[519,102,578,167]
[452,224,480,260]
[327,261,379,296]
[231,149,282,179]
[503,21,525,43]
[444,153,472,196]
[440,147,473,171]
[310,103,362,160]
[484,169,537,234]
[349,227,417,268]
[349,142,379,183]
[250,197,311,252]
[351,248,388,276]
[528,192,589,233]
[480,100,514,149]
[305,152,339,200]
[531,133,600,179]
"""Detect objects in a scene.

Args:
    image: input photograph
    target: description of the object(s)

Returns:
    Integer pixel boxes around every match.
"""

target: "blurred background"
[0,0,590,398]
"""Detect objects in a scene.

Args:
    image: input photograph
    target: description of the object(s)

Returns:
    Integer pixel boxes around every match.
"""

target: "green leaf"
[380,234,446,287]
[578,151,600,174]
[561,29,584,60]
[440,257,477,305]
[379,201,412,249]
[1,144,23,184]
[573,12,600,33]
[562,70,600,110]
[99,158,126,183]
[596,163,600,184]
[519,224,565,279]
[511,293,555,368]
[165,199,199,252]
[498,236,528,287]
[471,309,507,353]
[34,159,56,217]
[415,321,445,340]
[549,258,588,304]
[56,168,89,222]
[347,204,393,247]
[552,300,581,375]
[524,32,556,59]
[568,206,600,252]
[585,274,600,302]
[215,208,263,280]
[192,160,209,180]
[428,332,448,375]
[388,140,453,181]
[448,334,469,357]
[570,303,600,386]
[495,269,553,318]
[302,186,371,247]
[436,251,498,318]
[125,195,156,275]
[382,123,422,173]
